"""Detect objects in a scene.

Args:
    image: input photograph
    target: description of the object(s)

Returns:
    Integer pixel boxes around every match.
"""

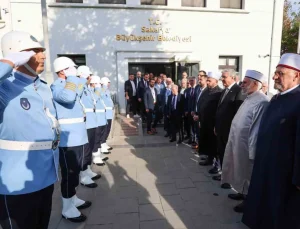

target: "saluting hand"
[2,51,36,68]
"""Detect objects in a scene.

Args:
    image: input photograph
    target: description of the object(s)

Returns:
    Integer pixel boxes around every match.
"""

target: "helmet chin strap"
[24,63,38,76]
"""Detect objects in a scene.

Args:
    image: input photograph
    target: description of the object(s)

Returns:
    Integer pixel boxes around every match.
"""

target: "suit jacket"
[161,87,172,107]
[167,93,184,117]
[134,77,142,88]
[124,80,137,98]
[137,79,148,99]
[198,86,223,130]
[144,87,158,110]
[215,83,245,138]
[194,87,208,113]
[184,87,197,113]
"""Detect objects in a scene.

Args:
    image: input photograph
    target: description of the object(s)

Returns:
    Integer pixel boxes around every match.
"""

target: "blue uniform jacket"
[101,87,114,120]
[81,85,98,129]
[51,76,88,147]
[94,87,107,127]
[0,62,59,195]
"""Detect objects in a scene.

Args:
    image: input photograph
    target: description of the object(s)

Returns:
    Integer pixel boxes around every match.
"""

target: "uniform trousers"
[59,145,84,198]
[0,184,54,229]
[93,125,107,152]
[104,119,112,141]
[83,128,96,170]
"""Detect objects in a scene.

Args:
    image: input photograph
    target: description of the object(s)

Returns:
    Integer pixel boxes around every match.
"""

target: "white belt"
[58,117,84,124]
[96,109,105,113]
[85,108,94,112]
[106,107,113,110]
[0,139,53,151]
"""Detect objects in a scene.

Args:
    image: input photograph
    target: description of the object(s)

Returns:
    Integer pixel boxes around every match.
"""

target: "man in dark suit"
[135,71,142,116]
[184,76,197,144]
[168,85,184,144]
[137,73,149,122]
[213,69,245,186]
[192,71,207,149]
[125,74,138,118]
[161,78,173,137]
[195,72,223,166]
[144,78,159,135]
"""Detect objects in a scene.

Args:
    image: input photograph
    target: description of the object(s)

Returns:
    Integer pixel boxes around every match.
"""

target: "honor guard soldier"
[0,31,59,229]
[51,57,93,223]
[77,67,106,169]
[100,77,114,151]
[90,76,109,164]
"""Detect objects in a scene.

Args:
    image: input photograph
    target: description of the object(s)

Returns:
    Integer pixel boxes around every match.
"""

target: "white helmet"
[53,57,77,73]
[1,31,45,57]
[77,66,92,78]
[100,77,111,85]
[90,75,101,84]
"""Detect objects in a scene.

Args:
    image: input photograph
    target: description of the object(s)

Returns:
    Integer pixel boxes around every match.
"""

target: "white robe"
[221,91,270,194]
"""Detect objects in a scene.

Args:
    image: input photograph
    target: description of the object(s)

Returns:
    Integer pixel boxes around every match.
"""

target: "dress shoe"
[221,183,232,189]
[200,156,207,161]
[94,162,105,166]
[77,201,92,210]
[107,146,113,150]
[186,139,193,144]
[91,174,101,181]
[169,138,176,142]
[177,139,182,144]
[164,133,169,137]
[208,167,220,174]
[147,131,154,135]
[212,175,221,181]
[233,201,245,213]
[102,151,111,155]
[192,144,198,149]
[184,136,189,140]
[151,128,157,134]
[228,193,245,201]
[81,182,98,188]
[62,214,87,223]
[199,159,213,166]
[191,142,197,146]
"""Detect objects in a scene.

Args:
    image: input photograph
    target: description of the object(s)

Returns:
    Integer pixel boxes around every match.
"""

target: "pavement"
[43,115,248,229]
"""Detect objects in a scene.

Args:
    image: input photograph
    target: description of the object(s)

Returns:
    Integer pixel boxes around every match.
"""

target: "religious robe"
[242,86,300,229]
[221,91,269,194]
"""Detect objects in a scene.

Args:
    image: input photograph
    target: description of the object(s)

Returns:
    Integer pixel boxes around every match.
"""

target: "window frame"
[181,0,206,7]
[140,0,167,6]
[56,0,83,3]
[220,0,243,9]
[98,0,126,4]
[218,56,240,73]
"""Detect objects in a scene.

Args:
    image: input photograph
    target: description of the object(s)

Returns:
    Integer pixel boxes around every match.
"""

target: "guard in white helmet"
[0,31,59,229]
[51,57,94,223]
[90,75,109,164]
[100,77,114,151]
[77,67,106,173]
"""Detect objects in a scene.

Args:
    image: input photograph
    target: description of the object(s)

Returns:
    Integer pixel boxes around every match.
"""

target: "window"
[57,54,86,66]
[220,0,242,9]
[98,0,126,3]
[141,0,167,6]
[218,56,240,73]
[182,0,205,7]
[56,0,83,3]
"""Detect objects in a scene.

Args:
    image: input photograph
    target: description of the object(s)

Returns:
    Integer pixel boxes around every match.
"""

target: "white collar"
[13,70,37,82]
[280,85,299,95]
[226,82,236,90]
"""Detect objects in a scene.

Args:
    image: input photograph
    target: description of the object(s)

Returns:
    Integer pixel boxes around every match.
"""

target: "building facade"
[0,0,284,113]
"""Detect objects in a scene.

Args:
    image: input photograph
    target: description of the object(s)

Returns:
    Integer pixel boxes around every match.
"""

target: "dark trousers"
[0,185,54,229]
[216,133,227,167]
[194,121,200,142]
[83,128,96,171]
[146,108,159,131]
[198,126,218,160]
[59,145,84,198]
[163,105,171,135]
[104,119,112,141]
[170,112,183,140]
[183,116,189,137]
[94,125,107,151]
[187,113,196,142]
[126,96,137,115]
[138,101,146,121]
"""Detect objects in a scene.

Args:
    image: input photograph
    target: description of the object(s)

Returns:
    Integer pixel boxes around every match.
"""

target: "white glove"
[63,66,77,77]
[3,51,36,68]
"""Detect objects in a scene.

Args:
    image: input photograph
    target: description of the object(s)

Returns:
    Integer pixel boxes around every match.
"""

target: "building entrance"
[128,62,200,84]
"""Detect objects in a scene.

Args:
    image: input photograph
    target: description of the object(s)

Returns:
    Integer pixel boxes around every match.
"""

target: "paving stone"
[113,213,139,229]
[164,210,195,229]
[139,203,165,221]
[189,173,211,182]
[138,189,161,204]
[179,188,200,201]
[85,225,113,229]
[160,195,185,211]
[156,183,179,196]
[116,186,138,199]
[175,178,195,189]
[115,198,139,213]
[140,220,169,229]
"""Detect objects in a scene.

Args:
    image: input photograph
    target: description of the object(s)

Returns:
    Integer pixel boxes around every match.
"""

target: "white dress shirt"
[150,87,156,103]
[130,80,136,96]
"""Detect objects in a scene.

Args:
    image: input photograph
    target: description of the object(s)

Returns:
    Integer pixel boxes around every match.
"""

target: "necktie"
[172,96,176,110]
[221,88,229,103]
[191,88,194,97]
